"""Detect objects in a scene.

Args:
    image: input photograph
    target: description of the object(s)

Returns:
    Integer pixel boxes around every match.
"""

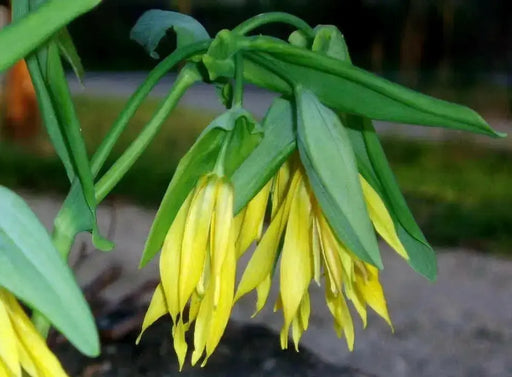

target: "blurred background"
[0,1,511,377]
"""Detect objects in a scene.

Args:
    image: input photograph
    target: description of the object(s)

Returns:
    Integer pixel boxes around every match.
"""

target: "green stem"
[94,65,202,203]
[90,41,210,177]
[233,12,314,39]
[32,227,74,337]
[233,53,244,107]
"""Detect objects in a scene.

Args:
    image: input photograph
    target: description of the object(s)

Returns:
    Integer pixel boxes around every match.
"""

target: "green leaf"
[140,129,225,267]
[296,89,382,268]
[0,186,99,356]
[130,10,210,59]
[15,0,110,252]
[45,43,112,251]
[0,0,101,72]
[57,27,85,83]
[239,37,502,137]
[232,98,296,214]
[345,115,437,280]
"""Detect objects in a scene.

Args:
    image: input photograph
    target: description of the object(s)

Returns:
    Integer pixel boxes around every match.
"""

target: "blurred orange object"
[1,1,40,141]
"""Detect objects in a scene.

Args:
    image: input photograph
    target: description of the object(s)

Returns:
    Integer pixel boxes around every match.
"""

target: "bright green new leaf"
[0,187,99,357]
[131,10,210,59]
[0,0,101,72]
[310,25,351,63]
[202,29,238,80]
[57,27,85,83]
[232,98,296,214]
[345,115,437,280]
[296,89,382,268]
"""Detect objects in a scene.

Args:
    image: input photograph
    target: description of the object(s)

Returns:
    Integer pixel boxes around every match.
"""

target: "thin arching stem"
[233,12,314,39]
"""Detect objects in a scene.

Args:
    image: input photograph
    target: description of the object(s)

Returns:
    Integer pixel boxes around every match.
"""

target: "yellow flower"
[236,155,408,351]
[138,173,269,369]
[0,289,69,377]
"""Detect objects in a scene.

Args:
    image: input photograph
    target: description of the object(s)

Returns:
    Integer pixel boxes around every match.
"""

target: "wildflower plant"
[0,3,504,375]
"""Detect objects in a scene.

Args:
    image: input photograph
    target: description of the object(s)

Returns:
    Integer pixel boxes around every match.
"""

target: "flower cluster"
[139,153,407,368]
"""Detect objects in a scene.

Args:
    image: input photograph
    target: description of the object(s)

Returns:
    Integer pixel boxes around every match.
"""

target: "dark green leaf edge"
[345,115,437,280]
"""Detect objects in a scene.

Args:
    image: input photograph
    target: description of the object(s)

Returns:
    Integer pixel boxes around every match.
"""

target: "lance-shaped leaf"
[0,187,99,356]
[232,98,296,214]
[0,0,101,72]
[131,10,210,59]
[45,43,112,250]
[140,107,261,267]
[57,27,85,83]
[14,2,111,252]
[345,115,437,280]
[296,89,382,268]
[239,36,501,137]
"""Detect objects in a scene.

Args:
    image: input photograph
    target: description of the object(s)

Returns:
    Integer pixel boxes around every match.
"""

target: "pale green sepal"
[296,89,382,268]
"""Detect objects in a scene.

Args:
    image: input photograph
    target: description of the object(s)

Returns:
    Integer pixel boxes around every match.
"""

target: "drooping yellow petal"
[0,294,20,377]
[271,161,291,218]
[160,190,194,319]
[204,242,236,365]
[280,177,313,347]
[3,293,68,377]
[356,264,393,330]
[211,180,234,306]
[173,318,188,371]
[195,249,210,298]
[16,342,38,377]
[291,315,302,351]
[252,274,272,316]
[235,170,301,302]
[317,214,344,295]
[235,182,271,257]
[179,177,217,312]
[310,218,322,285]
[0,359,11,377]
[137,284,167,344]
[299,292,311,333]
[344,281,368,328]
[234,203,285,302]
[325,279,354,351]
[191,283,213,366]
[187,292,202,327]
[359,176,408,260]
[290,291,311,351]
